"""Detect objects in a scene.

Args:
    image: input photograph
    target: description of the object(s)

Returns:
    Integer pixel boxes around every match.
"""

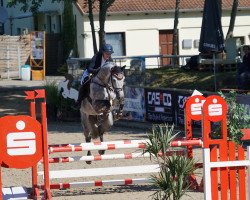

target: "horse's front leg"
[97,111,113,155]
[85,136,92,164]
[98,129,105,155]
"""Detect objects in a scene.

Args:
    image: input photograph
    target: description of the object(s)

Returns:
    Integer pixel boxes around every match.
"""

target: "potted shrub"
[44,81,61,121]
[144,124,197,200]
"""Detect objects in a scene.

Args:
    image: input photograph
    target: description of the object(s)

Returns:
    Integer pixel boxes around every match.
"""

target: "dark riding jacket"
[243,53,250,72]
[87,52,113,75]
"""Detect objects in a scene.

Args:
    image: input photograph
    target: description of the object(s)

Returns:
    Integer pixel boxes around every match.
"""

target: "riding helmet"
[102,44,114,54]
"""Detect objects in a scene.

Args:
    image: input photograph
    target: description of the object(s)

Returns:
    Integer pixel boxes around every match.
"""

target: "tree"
[7,0,45,13]
[172,0,180,66]
[87,0,98,53]
[98,0,115,49]
[62,0,77,60]
[226,0,238,40]
[83,0,115,53]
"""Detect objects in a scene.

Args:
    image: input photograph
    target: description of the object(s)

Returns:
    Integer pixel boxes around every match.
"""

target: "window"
[106,32,126,56]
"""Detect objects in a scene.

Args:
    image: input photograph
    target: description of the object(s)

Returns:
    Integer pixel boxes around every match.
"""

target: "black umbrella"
[199,0,224,91]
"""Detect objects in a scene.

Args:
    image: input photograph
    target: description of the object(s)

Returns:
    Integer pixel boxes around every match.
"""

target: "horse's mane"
[111,65,124,74]
[96,62,117,80]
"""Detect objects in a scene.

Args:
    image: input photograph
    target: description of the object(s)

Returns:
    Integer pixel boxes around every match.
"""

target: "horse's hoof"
[98,150,105,155]
[86,161,92,165]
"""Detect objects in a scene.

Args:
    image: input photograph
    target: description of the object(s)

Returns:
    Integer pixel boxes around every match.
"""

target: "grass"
[145,67,238,92]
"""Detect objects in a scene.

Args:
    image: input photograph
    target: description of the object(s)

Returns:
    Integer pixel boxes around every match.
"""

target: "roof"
[76,0,250,14]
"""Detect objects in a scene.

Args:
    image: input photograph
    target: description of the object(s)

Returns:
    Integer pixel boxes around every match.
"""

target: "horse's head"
[96,62,125,94]
[91,62,125,118]
[110,64,125,97]
[110,64,126,117]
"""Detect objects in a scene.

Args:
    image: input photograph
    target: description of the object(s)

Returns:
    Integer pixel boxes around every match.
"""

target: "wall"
[81,9,250,68]
[73,4,84,58]
[0,35,30,79]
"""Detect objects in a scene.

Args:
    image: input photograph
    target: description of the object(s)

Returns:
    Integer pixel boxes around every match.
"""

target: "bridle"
[91,65,125,117]
[110,71,124,93]
[92,66,125,100]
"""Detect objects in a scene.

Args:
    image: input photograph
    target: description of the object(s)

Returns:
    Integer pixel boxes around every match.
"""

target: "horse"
[80,62,125,164]
[58,74,79,102]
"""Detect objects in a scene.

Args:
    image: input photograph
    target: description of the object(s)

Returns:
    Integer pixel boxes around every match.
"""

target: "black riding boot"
[73,82,90,109]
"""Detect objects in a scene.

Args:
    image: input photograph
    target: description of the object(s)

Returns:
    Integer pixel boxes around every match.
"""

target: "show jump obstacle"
[0,89,52,200]
[186,95,250,200]
[0,90,250,200]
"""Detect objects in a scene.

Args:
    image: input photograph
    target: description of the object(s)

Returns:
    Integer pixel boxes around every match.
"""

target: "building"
[1,0,250,68]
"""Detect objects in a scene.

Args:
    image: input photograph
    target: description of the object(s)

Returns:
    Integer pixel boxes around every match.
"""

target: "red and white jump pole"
[40,150,186,164]
[48,139,202,153]
[39,178,151,190]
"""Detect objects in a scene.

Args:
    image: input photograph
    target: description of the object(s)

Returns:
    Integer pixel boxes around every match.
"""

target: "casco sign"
[0,115,43,169]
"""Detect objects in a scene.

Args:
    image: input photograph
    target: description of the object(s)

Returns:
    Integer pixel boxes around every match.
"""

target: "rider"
[237,45,250,89]
[75,44,114,107]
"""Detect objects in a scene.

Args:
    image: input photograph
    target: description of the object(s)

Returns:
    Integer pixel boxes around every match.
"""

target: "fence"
[66,54,193,78]
[0,35,30,79]
[0,47,21,79]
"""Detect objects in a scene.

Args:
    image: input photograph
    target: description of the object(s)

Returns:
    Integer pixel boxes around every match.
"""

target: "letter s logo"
[7,132,36,156]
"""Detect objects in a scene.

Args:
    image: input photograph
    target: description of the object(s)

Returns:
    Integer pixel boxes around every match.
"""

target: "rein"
[92,70,124,92]
[93,74,113,92]
[89,64,125,119]
[91,73,113,102]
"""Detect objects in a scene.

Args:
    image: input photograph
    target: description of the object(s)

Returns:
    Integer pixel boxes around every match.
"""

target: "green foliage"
[7,0,44,13]
[145,124,197,200]
[62,0,77,60]
[44,80,80,121]
[57,95,80,121]
[151,156,196,200]
[55,78,80,121]
[218,90,250,144]
[145,124,178,163]
[57,64,68,75]
[7,0,75,13]
[44,81,61,108]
